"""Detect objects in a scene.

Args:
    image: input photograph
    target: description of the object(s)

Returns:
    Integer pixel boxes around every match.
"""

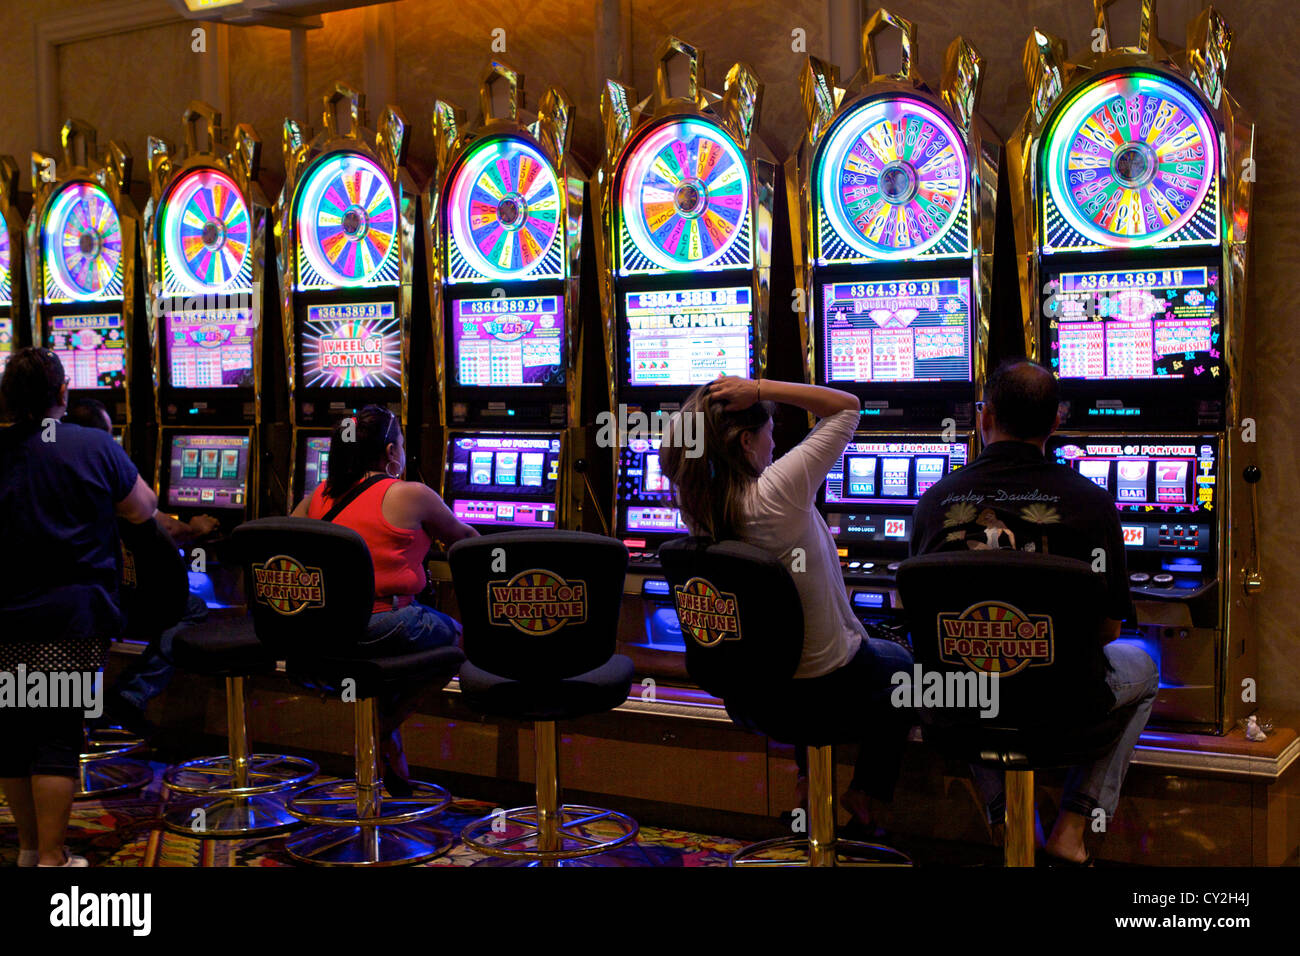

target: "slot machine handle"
[183,101,223,157]
[572,457,611,538]
[1243,465,1263,595]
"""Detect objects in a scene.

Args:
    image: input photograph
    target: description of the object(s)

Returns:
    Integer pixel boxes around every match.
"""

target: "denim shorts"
[360,602,461,657]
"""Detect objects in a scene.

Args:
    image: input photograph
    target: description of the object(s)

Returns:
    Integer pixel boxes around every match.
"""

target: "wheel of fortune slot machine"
[0,155,23,380]
[27,122,142,458]
[423,62,585,546]
[1008,0,1259,733]
[276,83,418,509]
[142,103,270,605]
[786,9,1001,639]
[591,37,774,680]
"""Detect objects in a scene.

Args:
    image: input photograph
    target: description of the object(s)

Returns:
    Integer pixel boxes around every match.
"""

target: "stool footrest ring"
[286,779,451,827]
[460,804,639,861]
[162,754,319,797]
[285,821,455,867]
[730,836,913,867]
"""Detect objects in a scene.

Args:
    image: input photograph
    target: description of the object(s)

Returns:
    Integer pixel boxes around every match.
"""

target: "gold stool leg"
[535,721,559,866]
[226,676,250,791]
[357,698,382,863]
[808,745,836,867]
[1004,769,1034,867]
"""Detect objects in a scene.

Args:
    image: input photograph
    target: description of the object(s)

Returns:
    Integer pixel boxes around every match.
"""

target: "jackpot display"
[28,122,139,437]
[788,11,998,429]
[278,84,414,429]
[1009,2,1257,732]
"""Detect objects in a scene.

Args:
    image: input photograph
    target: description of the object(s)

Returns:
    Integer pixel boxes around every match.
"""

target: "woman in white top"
[661,375,914,834]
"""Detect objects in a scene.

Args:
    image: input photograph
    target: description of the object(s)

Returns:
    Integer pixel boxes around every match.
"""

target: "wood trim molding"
[34,0,191,155]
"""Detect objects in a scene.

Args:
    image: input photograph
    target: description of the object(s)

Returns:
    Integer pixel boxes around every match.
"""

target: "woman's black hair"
[324,405,402,498]
[0,347,66,426]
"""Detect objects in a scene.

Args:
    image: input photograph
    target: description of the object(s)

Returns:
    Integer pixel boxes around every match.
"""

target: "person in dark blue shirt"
[0,348,157,867]
[910,360,1158,866]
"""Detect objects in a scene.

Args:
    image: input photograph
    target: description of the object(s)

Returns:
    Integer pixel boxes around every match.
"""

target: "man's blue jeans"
[113,592,208,711]
[973,641,1159,825]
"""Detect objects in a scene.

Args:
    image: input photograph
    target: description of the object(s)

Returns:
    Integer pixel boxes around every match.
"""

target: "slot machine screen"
[1050,436,1218,556]
[623,287,752,387]
[46,314,127,389]
[166,433,251,511]
[0,319,13,374]
[824,439,968,553]
[1043,265,1222,382]
[450,294,564,387]
[444,434,562,529]
[302,436,331,498]
[819,277,973,384]
[164,310,255,389]
[299,301,401,388]
[617,437,687,536]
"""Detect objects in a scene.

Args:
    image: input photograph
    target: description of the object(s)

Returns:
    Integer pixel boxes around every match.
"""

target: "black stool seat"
[170,616,275,676]
[459,655,633,722]
[923,709,1132,770]
[288,646,466,700]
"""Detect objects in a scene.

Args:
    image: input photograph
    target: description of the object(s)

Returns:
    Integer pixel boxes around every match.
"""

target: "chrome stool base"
[730,835,913,867]
[78,727,151,798]
[286,820,454,867]
[287,779,451,827]
[461,804,639,862]
[161,793,304,837]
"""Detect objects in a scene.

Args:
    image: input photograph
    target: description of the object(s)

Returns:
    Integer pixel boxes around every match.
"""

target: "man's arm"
[114,475,158,524]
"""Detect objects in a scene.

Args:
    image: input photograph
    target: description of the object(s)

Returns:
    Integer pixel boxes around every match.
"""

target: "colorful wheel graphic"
[296,152,397,287]
[449,137,561,280]
[817,96,968,260]
[620,118,750,271]
[42,181,122,300]
[1044,71,1217,247]
[162,168,251,292]
[0,227,10,303]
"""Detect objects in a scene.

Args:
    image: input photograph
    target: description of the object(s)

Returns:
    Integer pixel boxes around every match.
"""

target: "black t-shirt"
[911,440,1137,625]
[0,420,139,605]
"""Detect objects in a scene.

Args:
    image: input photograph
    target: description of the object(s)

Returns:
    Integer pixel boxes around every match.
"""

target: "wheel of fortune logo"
[937,601,1054,676]
[251,555,325,615]
[488,569,587,636]
[673,577,741,647]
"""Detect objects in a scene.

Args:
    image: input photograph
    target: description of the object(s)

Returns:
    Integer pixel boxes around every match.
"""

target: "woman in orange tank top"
[292,406,478,794]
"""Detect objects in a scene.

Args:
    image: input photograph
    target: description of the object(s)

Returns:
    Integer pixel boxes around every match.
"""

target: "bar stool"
[449,531,638,865]
[232,518,465,866]
[160,615,318,836]
[660,537,912,867]
[897,551,1131,867]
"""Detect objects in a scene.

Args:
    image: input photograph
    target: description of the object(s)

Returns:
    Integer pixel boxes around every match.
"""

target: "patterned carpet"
[0,759,747,867]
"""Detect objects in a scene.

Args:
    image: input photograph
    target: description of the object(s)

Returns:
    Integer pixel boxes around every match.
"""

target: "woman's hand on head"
[706,375,760,412]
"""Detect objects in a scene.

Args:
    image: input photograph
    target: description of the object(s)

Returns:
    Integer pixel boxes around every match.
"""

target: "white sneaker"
[36,850,88,867]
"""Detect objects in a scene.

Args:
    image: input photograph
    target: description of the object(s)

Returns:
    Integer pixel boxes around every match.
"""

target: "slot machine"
[786,11,1000,631]
[278,84,417,506]
[425,63,585,535]
[27,122,141,452]
[1009,0,1257,732]
[593,38,774,672]
[0,156,22,378]
[144,103,267,543]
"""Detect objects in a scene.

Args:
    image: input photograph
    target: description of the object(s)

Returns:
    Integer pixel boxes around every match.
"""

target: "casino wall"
[1,0,1297,710]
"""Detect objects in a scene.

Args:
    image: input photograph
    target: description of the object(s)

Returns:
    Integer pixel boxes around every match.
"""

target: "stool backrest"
[448,531,627,682]
[658,537,803,703]
[118,517,189,640]
[231,517,374,657]
[895,551,1114,730]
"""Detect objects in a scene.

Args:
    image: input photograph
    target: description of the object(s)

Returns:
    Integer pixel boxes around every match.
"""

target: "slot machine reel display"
[786,11,999,627]
[592,37,774,672]
[424,63,587,536]
[143,102,269,533]
[0,155,22,378]
[27,121,141,451]
[277,83,418,505]
[1008,0,1257,731]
